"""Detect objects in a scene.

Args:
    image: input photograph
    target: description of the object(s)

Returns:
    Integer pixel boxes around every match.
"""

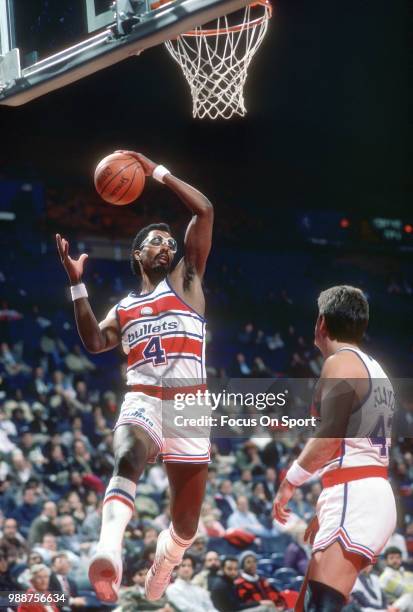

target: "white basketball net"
[164,2,272,120]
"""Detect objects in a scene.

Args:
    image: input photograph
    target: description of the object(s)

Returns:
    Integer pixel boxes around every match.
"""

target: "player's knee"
[114,440,148,480]
[173,514,198,540]
[304,580,346,612]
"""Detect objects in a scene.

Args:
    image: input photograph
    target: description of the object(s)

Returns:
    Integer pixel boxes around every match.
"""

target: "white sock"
[98,476,137,554]
[165,524,196,563]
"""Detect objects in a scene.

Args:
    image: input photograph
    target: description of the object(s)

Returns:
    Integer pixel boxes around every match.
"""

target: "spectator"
[28,501,58,545]
[33,533,58,565]
[0,517,28,563]
[0,546,23,593]
[166,554,218,612]
[351,564,388,611]
[262,467,278,499]
[147,463,169,494]
[249,482,272,525]
[211,556,278,612]
[283,521,309,575]
[233,469,253,498]
[227,496,265,535]
[192,550,221,591]
[64,344,96,375]
[17,563,59,612]
[288,488,313,522]
[215,480,237,526]
[49,552,86,610]
[236,442,265,476]
[379,547,413,611]
[233,353,251,377]
[115,559,175,611]
[12,486,41,537]
[57,514,91,556]
[16,551,45,590]
[235,551,284,610]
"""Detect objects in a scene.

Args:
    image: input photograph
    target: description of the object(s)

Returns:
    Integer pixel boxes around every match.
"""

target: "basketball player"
[56,151,213,603]
[273,286,397,611]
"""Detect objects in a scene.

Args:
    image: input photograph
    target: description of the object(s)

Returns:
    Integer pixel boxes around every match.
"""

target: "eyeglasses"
[140,235,177,252]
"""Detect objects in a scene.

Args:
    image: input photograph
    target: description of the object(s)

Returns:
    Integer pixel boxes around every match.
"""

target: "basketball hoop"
[164,1,272,120]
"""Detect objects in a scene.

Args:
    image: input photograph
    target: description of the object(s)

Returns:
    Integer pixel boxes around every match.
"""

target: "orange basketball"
[94,152,145,205]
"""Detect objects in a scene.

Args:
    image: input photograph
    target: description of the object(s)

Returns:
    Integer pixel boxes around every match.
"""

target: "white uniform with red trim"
[114,278,210,463]
[312,347,397,563]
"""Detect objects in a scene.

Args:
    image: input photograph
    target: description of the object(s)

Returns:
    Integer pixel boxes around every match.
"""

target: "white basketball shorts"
[114,391,211,464]
[313,477,397,563]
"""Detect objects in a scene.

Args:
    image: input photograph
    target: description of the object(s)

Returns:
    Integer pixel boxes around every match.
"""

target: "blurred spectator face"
[253,482,265,497]
[42,534,57,551]
[242,555,257,576]
[386,552,402,570]
[23,488,38,505]
[34,367,44,379]
[67,492,81,510]
[177,558,194,581]
[205,551,220,571]
[223,559,238,581]
[220,480,233,495]
[52,371,63,384]
[3,518,18,538]
[132,567,148,587]
[241,469,252,483]
[59,515,75,535]
[31,565,50,592]
[43,501,57,520]
[70,472,83,487]
[21,432,33,448]
[52,554,71,575]
[29,553,43,566]
[12,450,27,470]
[57,499,70,514]
[192,536,207,554]
[143,528,158,546]
[86,490,98,507]
[237,496,249,512]
[266,467,277,482]
[51,445,64,462]
[292,489,303,502]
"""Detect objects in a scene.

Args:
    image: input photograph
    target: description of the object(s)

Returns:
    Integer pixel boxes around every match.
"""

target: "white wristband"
[70,283,88,301]
[152,164,171,183]
[285,460,312,487]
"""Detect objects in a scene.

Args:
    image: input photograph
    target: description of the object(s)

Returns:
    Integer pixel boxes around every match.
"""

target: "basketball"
[94,152,146,205]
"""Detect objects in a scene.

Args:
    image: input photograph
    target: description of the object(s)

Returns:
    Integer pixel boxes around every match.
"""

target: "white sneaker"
[88,550,122,603]
[145,529,178,601]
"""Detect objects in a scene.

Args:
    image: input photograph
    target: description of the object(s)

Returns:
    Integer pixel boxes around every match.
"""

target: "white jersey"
[316,347,395,475]
[116,279,206,389]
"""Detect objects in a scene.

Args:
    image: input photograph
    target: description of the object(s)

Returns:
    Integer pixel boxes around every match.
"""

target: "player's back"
[323,346,395,475]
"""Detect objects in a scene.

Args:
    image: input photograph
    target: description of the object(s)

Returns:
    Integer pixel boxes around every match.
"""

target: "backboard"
[0,0,253,106]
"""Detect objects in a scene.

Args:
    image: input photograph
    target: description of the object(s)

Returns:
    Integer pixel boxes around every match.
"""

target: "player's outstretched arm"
[116,151,214,280]
[56,234,120,354]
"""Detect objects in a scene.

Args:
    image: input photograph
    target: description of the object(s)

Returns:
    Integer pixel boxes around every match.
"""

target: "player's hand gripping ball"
[94,152,146,205]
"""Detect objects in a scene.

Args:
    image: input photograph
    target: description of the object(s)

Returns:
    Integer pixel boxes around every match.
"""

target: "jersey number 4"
[369,414,393,457]
[142,336,167,366]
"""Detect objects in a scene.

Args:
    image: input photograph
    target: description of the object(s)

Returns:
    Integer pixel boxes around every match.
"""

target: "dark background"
[0,0,410,216]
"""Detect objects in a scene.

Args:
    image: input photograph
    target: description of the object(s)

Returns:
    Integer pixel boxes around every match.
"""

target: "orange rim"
[151,1,272,36]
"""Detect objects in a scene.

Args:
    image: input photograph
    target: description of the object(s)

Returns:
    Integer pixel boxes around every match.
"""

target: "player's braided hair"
[130,223,172,277]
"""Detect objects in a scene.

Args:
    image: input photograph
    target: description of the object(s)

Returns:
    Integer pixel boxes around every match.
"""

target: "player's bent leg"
[89,425,157,603]
[299,541,365,612]
[145,462,208,601]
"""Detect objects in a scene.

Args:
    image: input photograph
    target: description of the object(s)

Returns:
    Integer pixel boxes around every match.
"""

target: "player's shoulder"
[322,349,368,379]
